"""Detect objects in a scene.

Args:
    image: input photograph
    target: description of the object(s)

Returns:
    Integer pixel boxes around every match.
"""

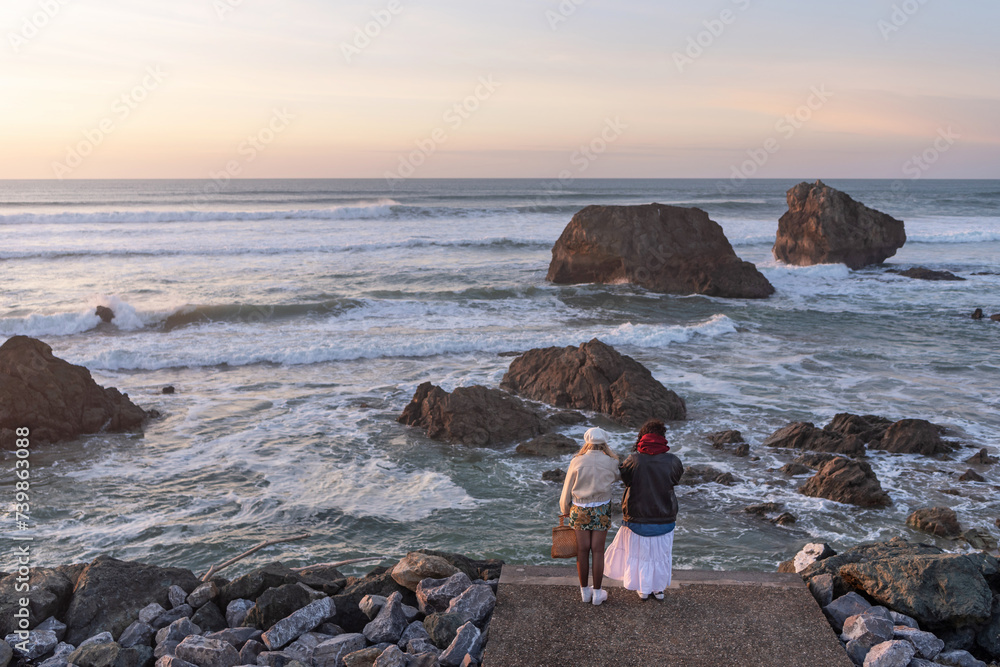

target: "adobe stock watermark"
[384,76,501,188]
[341,0,403,64]
[192,108,296,207]
[52,66,168,179]
[673,0,751,73]
[533,117,628,208]
[884,126,959,207]
[717,85,833,194]
[8,0,71,53]
[546,0,587,31]
[212,0,244,20]
[878,0,931,41]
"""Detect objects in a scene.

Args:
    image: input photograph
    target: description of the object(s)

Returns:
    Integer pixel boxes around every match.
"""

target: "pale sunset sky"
[1,0,997,179]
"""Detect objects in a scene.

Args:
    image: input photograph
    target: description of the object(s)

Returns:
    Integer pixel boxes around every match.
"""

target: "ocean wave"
[0,236,553,261]
[65,314,737,370]
[0,296,154,337]
[0,201,401,225]
[907,229,1000,244]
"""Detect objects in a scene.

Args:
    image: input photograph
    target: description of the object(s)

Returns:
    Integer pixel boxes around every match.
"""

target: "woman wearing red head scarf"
[604,419,684,600]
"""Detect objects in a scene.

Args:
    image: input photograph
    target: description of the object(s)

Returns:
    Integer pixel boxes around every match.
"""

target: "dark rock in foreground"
[547,203,774,298]
[773,180,906,269]
[398,382,548,446]
[500,339,685,427]
[840,554,994,630]
[763,422,865,457]
[0,336,150,447]
[64,556,201,645]
[800,537,1000,662]
[798,457,891,507]
[0,566,82,637]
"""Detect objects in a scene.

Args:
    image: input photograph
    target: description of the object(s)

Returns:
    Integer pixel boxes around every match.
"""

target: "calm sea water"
[1,178,998,577]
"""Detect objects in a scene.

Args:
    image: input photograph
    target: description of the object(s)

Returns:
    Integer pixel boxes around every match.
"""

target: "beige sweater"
[559,450,621,516]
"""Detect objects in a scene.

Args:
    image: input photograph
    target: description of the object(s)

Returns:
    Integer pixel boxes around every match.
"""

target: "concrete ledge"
[499,565,805,589]
[485,565,852,667]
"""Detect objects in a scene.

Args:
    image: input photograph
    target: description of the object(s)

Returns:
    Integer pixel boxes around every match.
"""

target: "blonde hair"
[574,440,620,462]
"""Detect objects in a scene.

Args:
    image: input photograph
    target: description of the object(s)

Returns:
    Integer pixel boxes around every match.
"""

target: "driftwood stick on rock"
[200,533,311,581]
[291,556,393,572]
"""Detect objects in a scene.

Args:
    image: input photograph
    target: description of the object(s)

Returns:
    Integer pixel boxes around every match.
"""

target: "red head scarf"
[637,433,670,455]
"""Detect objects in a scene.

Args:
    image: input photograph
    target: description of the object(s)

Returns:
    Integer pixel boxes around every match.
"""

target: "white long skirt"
[604,526,674,594]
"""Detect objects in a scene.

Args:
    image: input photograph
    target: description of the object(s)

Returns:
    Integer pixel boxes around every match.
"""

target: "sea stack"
[773,180,906,269]
[0,336,150,447]
[546,203,775,299]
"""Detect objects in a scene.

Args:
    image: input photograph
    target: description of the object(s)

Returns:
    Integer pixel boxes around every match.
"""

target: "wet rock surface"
[547,203,775,298]
[500,339,686,427]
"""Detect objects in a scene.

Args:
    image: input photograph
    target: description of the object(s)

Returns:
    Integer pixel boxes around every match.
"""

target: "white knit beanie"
[584,427,609,445]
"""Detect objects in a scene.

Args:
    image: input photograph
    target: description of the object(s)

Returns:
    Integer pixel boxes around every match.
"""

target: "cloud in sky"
[1,0,997,179]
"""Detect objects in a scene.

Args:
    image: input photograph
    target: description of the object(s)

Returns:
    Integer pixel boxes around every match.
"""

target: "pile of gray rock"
[784,539,1000,667]
[1,550,502,667]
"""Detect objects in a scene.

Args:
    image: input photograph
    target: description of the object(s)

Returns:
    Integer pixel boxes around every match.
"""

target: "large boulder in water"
[773,180,906,269]
[869,419,954,456]
[798,457,891,507]
[0,336,150,447]
[546,204,774,299]
[762,422,865,457]
[398,382,548,446]
[823,413,893,445]
[500,339,685,427]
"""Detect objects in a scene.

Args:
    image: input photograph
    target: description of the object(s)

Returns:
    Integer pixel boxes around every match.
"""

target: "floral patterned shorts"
[569,502,613,532]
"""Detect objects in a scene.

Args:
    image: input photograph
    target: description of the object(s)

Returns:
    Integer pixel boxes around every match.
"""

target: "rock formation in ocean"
[499,339,686,427]
[868,419,954,457]
[906,507,963,538]
[773,180,906,269]
[398,382,548,446]
[515,433,578,457]
[95,306,116,323]
[823,413,893,446]
[762,422,866,457]
[546,203,775,299]
[798,457,891,507]
[0,335,150,447]
[894,267,966,281]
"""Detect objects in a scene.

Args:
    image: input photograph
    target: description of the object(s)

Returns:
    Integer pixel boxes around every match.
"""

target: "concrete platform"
[483,565,853,667]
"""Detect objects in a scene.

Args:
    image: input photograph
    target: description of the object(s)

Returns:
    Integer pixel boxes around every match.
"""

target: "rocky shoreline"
[784,539,1000,667]
[1,551,502,667]
[3,538,999,667]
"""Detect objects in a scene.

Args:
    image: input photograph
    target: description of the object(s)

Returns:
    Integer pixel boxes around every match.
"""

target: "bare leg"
[591,530,607,590]
[575,530,592,588]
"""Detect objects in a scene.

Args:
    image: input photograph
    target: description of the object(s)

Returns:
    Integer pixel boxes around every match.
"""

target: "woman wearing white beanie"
[559,427,621,606]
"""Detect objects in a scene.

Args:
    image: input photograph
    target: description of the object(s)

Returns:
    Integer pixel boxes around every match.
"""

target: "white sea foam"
[60,313,737,370]
[0,296,154,337]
